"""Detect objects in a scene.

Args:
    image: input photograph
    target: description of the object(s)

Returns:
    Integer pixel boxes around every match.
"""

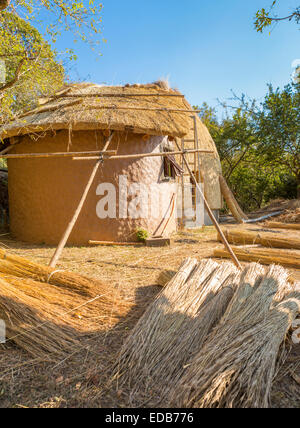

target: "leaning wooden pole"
[175,140,242,270]
[49,132,115,268]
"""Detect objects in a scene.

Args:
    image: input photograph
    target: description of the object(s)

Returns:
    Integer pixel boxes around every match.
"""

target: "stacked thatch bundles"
[115,258,299,408]
[169,265,300,408]
[115,258,240,405]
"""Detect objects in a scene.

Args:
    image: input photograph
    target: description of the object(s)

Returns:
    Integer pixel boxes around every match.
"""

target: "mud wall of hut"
[8,130,177,245]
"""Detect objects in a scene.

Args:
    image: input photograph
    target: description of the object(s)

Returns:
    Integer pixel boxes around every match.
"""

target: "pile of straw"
[0,277,78,359]
[220,228,300,250]
[115,258,239,405]
[274,208,300,224]
[0,249,101,296]
[169,265,300,408]
[115,258,299,408]
[214,245,300,270]
[0,250,132,359]
[0,249,132,319]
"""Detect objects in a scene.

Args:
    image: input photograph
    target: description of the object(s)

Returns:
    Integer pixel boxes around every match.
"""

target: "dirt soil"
[0,227,299,408]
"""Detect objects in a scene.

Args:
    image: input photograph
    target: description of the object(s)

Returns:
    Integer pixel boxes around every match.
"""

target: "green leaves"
[254,1,300,32]
[0,10,64,123]
[1,1,104,56]
[0,1,104,123]
[257,83,300,196]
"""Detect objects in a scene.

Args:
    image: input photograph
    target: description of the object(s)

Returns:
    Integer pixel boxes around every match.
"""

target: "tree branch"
[0,56,25,94]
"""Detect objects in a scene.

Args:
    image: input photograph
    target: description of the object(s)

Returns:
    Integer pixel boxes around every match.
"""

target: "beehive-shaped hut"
[0,82,222,245]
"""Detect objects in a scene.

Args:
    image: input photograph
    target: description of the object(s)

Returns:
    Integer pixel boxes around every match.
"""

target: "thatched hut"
[0,83,222,245]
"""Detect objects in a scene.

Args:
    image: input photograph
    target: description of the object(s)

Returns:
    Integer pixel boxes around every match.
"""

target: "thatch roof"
[0,82,197,140]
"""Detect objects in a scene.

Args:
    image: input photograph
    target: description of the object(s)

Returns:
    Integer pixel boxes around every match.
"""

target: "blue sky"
[54,0,299,113]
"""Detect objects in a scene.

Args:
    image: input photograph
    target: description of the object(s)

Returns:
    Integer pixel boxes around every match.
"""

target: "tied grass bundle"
[115,258,239,406]
[214,246,300,270]
[0,277,79,360]
[0,249,131,320]
[0,251,134,359]
[0,274,119,332]
[169,265,300,408]
[220,228,300,250]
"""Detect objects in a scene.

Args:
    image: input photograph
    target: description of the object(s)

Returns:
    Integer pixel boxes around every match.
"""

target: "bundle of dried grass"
[220,228,300,250]
[115,258,239,405]
[274,208,300,224]
[0,273,119,332]
[0,277,79,360]
[214,245,300,270]
[219,175,248,223]
[0,249,131,318]
[0,249,135,358]
[156,270,176,287]
[264,221,300,231]
[169,265,300,408]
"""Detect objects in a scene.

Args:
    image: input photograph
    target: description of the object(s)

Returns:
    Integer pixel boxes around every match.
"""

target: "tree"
[197,102,258,181]
[0,1,103,123]
[0,1,103,48]
[255,1,300,32]
[258,82,300,197]
[197,82,299,213]
[0,11,64,123]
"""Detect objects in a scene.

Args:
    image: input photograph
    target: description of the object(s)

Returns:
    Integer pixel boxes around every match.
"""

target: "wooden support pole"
[0,150,116,160]
[174,139,242,270]
[180,139,185,228]
[72,148,214,161]
[49,132,115,268]
[72,106,201,113]
[50,93,186,99]
[89,240,144,246]
[0,145,14,156]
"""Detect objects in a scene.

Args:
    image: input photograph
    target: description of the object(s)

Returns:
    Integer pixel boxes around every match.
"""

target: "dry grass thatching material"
[156,269,176,287]
[220,228,300,250]
[0,277,79,359]
[214,245,300,270]
[114,258,240,405]
[254,199,300,216]
[265,219,300,230]
[0,250,133,359]
[0,83,195,140]
[169,265,300,408]
[0,247,121,300]
[0,273,124,332]
[274,208,300,224]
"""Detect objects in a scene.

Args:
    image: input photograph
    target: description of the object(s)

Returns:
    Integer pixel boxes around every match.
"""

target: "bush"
[136,228,149,242]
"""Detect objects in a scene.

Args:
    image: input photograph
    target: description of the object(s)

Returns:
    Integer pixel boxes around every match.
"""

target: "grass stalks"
[168,265,300,408]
